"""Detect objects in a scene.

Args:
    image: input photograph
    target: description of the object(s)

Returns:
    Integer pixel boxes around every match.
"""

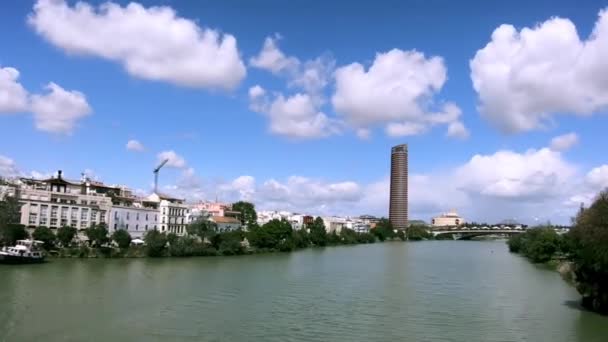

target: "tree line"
[507,189,608,315]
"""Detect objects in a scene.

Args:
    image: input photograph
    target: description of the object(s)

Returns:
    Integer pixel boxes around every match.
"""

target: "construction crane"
[153,159,169,194]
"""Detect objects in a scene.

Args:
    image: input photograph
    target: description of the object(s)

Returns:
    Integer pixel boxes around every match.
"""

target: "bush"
[57,226,77,247]
[507,228,562,263]
[111,229,132,249]
[144,230,167,257]
[32,226,56,250]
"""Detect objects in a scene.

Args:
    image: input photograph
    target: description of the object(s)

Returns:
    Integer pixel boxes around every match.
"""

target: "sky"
[2,0,608,224]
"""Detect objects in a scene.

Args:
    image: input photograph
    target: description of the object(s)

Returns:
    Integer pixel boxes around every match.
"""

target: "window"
[40,217,47,225]
[91,210,98,222]
[81,200,88,205]
[100,211,106,223]
[145,225,148,231]
[126,224,129,230]
[162,208,166,215]
[155,215,158,221]
[136,213,139,221]
[29,213,38,225]
[162,217,165,223]
[81,208,89,220]
[71,208,78,220]
[114,211,119,219]
[50,218,58,226]
[136,224,138,231]
[145,213,148,221]
[114,224,118,230]
[126,212,130,220]
[61,207,68,219]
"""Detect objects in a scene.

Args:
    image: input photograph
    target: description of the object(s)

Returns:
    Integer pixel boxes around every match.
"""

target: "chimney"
[58,170,63,180]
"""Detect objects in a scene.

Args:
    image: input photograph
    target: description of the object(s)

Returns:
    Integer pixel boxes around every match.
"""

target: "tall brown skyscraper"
[389,144,408,229]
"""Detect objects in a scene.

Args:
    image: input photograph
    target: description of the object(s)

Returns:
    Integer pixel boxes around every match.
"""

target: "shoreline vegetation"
[507,190,608,315]
[1,198,435,259]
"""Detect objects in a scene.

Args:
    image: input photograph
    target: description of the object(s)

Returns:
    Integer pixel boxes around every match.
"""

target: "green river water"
[1,240,607,341]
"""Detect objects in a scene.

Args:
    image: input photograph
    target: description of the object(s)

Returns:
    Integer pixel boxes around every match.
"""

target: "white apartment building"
[323,216,346,234]
[147,193,189,236]
[15,172,112,231]
[109,205,159,239]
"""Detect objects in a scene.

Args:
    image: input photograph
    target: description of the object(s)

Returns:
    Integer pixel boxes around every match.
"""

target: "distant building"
[431,210,464,227]
[211,216,241,232]
[389,144,408,229]
[146,193,189,236]
[14,171,113,232]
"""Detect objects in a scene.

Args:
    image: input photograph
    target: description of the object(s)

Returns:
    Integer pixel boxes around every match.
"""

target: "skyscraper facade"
[389,144,408,229]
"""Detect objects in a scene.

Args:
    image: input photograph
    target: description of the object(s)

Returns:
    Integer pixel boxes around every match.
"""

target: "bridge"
[429,229,525,240]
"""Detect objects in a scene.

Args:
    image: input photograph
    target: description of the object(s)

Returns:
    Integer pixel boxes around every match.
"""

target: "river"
[1,241,607,341]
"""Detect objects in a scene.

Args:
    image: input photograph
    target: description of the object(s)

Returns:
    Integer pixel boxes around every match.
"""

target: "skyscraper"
[389,144,408,229]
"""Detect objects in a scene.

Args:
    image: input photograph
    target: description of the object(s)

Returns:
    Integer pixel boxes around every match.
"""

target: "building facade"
[431,210,464,227]
[15,172,113,232]
[109,205,159,239]
[147,193,189,236]
[389,144,408,229]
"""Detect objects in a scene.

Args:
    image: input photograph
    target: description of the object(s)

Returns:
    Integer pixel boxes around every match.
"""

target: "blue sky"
[1,0,608,224]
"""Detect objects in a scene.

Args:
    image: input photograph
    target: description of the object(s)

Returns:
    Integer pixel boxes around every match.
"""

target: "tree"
[372,219,395,242]
[0,224,28,247]
[568,189,608,314]
[309,217,327,247]
[187,219,217,240]
[85,224,109,247]
[32,226,56,250]
[396,229,406,241]
[507,227,561,263]
[167,232,178,246]
[112,229,132,249]
[0,196,24,246]
[232,201,257,228]
[292,228,311,249]
[248,219,293,250]
[217,231,245,255]
[144,230,167,257]
[57,226,77,247]
[407,225,431,241]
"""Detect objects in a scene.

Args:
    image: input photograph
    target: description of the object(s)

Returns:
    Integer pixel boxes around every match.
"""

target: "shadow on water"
[563,299,608,318]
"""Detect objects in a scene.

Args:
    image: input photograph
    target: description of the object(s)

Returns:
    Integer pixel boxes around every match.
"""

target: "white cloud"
[29,82,92,134]
[250,35,299,75]
[0,67,29,113]
[447,121,470,139]
[356,128,371,140]
[0,155,20,178]
[333,49,466,138]
[29,0,246,90]
[157,150,186,168]
[455,148,576,199]
[0,66,91,134]
[248,85,266,99]
[250,92,340,138]
[549,132,579,151]
[586,165,608,188]
[249,37,340,138]
[126,139,145,152]
[471,9,608,133]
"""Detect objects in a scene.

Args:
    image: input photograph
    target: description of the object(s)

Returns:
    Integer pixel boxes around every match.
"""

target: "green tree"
[0,224,28,247]
[396,229,406,241]
[111,229,132,249]
[57,226,77,247]
[144,230,167,257]
[372,219,395,242]
[507,227,561,263]
[0,196,24,246]
[339,228,358,245]
[85,224,109,247]
[217,231,245,255]
[292,228,311,249]
[187,219,217,240]
[32,226,56,250]
[568,189,608,314]
[167,232,178,246]
[231,201,258,228]
[407,225,431,241]
[309,217,327,247]
[248,219,293,251]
